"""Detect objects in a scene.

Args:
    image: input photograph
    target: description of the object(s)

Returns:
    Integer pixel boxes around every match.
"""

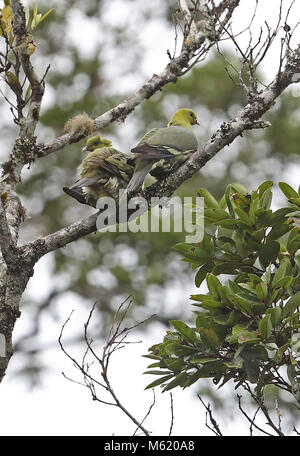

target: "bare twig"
[242,383,285,436]
[237,393,274,436]
[133,389,156,436]
[59,299,157,436]
[198,395,223,436]
[169,392,175,436]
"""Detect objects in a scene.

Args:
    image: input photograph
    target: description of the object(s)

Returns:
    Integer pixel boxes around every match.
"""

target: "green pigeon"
[126,108,199,195]
[63,135,134,207]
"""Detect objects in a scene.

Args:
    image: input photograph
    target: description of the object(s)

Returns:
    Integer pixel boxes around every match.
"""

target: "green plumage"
[126,108,199,194]
[64,109,199,207]
[63,135,134,207]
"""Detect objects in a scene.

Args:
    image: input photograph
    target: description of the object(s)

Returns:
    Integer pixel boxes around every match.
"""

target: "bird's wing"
[69,177,98,188]
[131,126,197,159]
[101,153,133,179]
[130,143,174,159]
[135,128,158,147]
[146,126,198,150]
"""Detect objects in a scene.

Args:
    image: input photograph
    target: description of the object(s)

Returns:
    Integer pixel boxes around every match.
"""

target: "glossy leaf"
[258,241,280,268]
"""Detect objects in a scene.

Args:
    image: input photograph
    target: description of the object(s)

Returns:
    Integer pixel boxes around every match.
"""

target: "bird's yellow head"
[82,135,112,152]
[168,108,199,130]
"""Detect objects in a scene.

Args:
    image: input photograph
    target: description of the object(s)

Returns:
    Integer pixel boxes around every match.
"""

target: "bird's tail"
[125,160,154,195]
[117,160,154,219]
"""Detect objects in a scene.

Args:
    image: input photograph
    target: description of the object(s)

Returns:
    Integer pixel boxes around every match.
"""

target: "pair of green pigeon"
[63,108,199,207]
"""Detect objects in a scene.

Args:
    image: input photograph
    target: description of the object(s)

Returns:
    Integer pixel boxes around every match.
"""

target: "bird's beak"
[82,146,88,152]
[195,119,199,125]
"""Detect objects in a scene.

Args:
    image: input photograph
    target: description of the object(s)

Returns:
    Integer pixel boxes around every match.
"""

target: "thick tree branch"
[178,0,198,39]
[0,0,45,382]
[22,213,98,264]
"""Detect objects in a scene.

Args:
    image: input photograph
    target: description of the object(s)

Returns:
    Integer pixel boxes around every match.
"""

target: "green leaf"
[287,365,300,389]
[256,282,268,300]
[272,261,287,287]
[268,208,295,226]
[283,291,300,317]
[272,276,293,289]
[189,357,219,364]
[195,261,213,287]
[25,7,30,27]
[193,299,223,310]
[39,8,55,24]
[224,356,243,369]
[206,274,222,299]
[225,184,235,217]
[240,351,260,383]
[216,218,239,228]
[205,208,231,221]
[212,262,238,275]
[227,330,260,344]
[163,372,190,391]
[249,196,259,225]
[217,371,238,388]
[24,84,32,103]
[235,207,251,226]
[217,236,237,253]
[266,223,290,241]
[267,307,282,327]
[190,294,212,302]
[258,241,280,268]
[274,343,290,361]
[231,183,249,194]
[198,188,219,208]
[144,370,173,375]
[279,182,299,200]
[287,227,300,254]
[198,327,220,350]
[195,313,210,329]
[232,295,252,314]
[170,320,198,343]
[145,374,174,390]
[260,189,273,210]
[232,322,252,334]
[172,243,210,263]
[6,71,22,95]
[165,343,197,357]
[263,384,279,406]
[165,358,186,371]
[258,181,273,195]
[258,314,272,338]
[182,370,205,387]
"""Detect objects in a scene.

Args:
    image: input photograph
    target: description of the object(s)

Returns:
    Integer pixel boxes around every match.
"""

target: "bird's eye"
[190,112,193,117]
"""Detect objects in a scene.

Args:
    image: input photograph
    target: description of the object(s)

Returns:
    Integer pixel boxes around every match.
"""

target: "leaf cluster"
[145,182,300,403]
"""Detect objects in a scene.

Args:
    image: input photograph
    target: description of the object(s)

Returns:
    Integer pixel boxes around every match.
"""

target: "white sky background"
[0,0,300,436]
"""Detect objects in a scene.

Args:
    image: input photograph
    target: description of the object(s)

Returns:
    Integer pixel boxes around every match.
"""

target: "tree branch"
[59,300,156,436]
[11,0,45,138]
[0,199,15,263]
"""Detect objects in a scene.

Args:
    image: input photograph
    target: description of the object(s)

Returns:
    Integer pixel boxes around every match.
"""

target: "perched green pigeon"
[126,108,199,195]
[63,135,134,207]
